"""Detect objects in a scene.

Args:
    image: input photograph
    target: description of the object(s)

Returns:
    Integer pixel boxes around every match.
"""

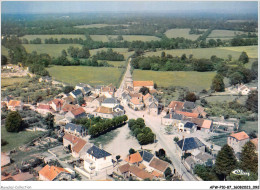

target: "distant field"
[207,30,247,39]
[144,46,258,59]
[47,66,123,87]
[205,95,248,105]
[240,121,258,134]
[106,61,126,67]
[74,24,117,29]
[1,46,9,57]
[133,70,216,91]
[90,35,160,42]
[90,48,134,59]
[1,126,45,152]
[23,44,82,58]
[21,34,86,42]
[1,77,29,88]
[164,28,206,40]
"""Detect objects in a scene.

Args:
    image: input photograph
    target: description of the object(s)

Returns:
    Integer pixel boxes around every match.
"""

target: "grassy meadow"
[47,66,124,87]
[1,126,45,152]
[1,77,29,88]
[21,34,86,42]
[164,28,206,40]
[106,61,126,67]
[133,70,216,91]
[90,35,160,42]
[1,46,9,57]
[144,46,258,59]
[74,24,118,29]
[240,121,258,134]
[205,95,248,104]
[207,30,248,39]
[23,44,83,58]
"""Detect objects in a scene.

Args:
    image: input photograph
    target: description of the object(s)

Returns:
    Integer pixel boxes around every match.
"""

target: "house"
[125,152,143,165]
[1,153,10,167]
[148,101,159,116]
[62,104,79,113]
[100,84,115,98]
[64,123,86,137]
[138,150,154,167]
[121,92,131,104]
[193,106,207,118]
[237,84,251,95]
[101,98,120,108]
[193,152,214,166]
[65,107,86,120]
[84,96,95,106]
[133,81,154,93]
[183,122,197,133]
[39,165,71,181]
[250,138,258,153]
[70,89,83,99]
[129,97,144,111]
[184,156,196,172]
[176,137,206,156]
[36,104,54,115]
[84,145,113,175]
[143,93,153,106]
[182,101,196,112]
[76,83,92,96]
[63,133,90,158]
[161,112,183,126]
[117,163,130,179]
[129,165,154,180]
[148,157,169,176]
[227,131,249,153]
[168,101,184,112]
[91,96,106,108]
[49,99,64,112]
[63,96,76,105]
[93,85,103,94]
[7,100,23,111]
[190,118,213,133]
[175,110,199,118]
[93,106,115,119]
[113,104,124,113]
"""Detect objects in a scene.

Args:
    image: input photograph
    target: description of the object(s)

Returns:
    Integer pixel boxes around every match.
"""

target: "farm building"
[64,123,87,137]
[227,131,249,154]
[39,165,71,181]
[176,137,206,156]
[133,81,154,93]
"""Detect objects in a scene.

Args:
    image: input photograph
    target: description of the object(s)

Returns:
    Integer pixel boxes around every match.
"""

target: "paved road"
[115,60,197,181]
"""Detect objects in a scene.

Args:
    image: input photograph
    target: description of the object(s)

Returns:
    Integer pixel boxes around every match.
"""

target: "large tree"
[229,72,244,85]
[211,74,225,92]
[185,92,197,102]
[215,144,237,180]
[240,141,258,173]
[1,55,8,65]
[139,87,150,95]
[246,90,258,113]
[238,51,249,64]
[45,113,54,130]
[5,111,22,132]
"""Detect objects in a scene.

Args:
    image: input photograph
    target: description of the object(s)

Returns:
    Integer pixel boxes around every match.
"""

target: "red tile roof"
[168,101,184,111]
[143,93,152,101]
[12,172,34,181]
[8,100,21,107]
[149,158,169,173]
[63,133,80,144]
[176,110,199,118]
[130,97,143,105]
[125,152,143,164]
[151,170,163,178]
[50,99,64,107]
[133,81,154,87]
[118,163,130,173]
[62,104,79,112]
[129,165,153,180]
[201,120,212,129]
[39,165,68,181]
[94,106,113,114]
[72,139,87,153]
[70,107,85,116]
[230,131,249,141]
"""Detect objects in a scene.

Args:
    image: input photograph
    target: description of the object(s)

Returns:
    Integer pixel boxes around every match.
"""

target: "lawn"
[90,48,134,59]
[89,128,120,147]
[21,34,86,42]
[74,24,118,29]
[207,133,230,147]
[144,46,258,59]
[239,121,258,134]
[1,126,45,152]
[164,28,206,40]
[133,70,216,91]
[23,44,82,58]
[207,30,248,39]
[1,46,9,57]
[90,35,160,42]
[1,77,29,88]
[47,65,124,87]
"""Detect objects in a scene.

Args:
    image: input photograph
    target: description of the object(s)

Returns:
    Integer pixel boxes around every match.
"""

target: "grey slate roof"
[102,98,119,104]
[71,89,82,96]
[163,112,183,120]
[65,123,85,133]
[177,137,205,151]
[184,122,196,129]
[113,104,124,110]
[83,86,91,93]
[139,150,154,163]
[183,101,196,110]
[87,145,111,159]
[195,152,213,162]
[149,102,158,108]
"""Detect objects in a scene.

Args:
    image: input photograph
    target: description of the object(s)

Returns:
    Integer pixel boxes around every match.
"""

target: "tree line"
[128,118,155,145]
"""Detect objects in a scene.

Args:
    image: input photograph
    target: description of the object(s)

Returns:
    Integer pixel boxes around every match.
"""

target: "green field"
[133,70,216,91]
[207,133,230,147]
[47,66,123,87]
[23,44,82,58]
[208,30,248,39]
[164,28,206,40]
[1,126,45,152]
[1,46,9,57]
[106,61,126,67]
[205,95,248,104]
[240,121,258,134]
[144,46,258,59]
[74,24,118,29]
[1,77,29,88]
[90,35,160,42]
[90,48,134,59]
[21,34,86,42]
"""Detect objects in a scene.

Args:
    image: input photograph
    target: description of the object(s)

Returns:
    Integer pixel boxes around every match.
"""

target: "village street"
[115,60,198,181]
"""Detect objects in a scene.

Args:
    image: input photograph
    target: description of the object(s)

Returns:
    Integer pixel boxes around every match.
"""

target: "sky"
[2,1,258,15]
